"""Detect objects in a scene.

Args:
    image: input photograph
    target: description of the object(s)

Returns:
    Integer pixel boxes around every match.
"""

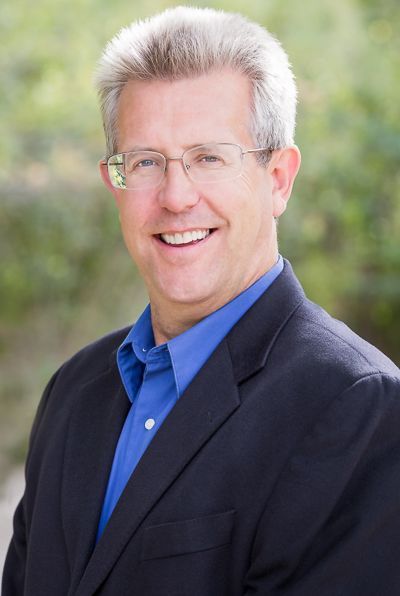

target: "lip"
[156,227,212,236]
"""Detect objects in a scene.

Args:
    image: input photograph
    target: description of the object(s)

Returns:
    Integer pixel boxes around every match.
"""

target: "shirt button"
[144,418,156,430]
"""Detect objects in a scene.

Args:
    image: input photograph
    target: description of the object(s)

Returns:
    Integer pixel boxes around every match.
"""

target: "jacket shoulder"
[290,298,399,380]
[55,325,132,387]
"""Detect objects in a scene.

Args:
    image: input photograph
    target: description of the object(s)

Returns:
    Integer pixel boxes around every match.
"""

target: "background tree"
[1,0,399,481]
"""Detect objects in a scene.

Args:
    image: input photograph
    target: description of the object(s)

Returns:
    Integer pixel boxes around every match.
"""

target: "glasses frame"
[103,142,273,190]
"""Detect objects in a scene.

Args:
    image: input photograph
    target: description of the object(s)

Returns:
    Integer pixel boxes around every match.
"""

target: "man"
[3,6,400,595]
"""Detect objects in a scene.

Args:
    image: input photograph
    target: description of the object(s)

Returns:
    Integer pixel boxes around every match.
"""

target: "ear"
[269,146,301,217]
[99,160,119,196]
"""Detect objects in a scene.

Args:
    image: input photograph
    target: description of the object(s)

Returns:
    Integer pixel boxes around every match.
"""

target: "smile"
[159,229,212,246]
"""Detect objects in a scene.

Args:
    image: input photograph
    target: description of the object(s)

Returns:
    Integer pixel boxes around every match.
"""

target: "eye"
[195,153,225,167]
[200,154,220,163]
[126,157,161,173]
[137,159,158,168]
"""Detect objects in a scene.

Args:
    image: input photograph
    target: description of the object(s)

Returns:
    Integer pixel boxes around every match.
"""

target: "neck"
[150,300,214,345]
[149,256,279,345]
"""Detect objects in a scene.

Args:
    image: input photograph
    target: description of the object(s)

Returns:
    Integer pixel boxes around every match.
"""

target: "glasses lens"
[107,151,165,189]
[107,154,126,189]
[184,143,242,183]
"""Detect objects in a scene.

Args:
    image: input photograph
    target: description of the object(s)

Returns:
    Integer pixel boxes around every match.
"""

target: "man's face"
[102,69,299,320]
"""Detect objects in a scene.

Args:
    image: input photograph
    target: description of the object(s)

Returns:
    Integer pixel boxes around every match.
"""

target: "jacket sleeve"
[243,373,400,595]
[2,370,60,596]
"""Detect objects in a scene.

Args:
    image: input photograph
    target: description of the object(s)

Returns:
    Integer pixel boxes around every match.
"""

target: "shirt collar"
[168,255,283,395]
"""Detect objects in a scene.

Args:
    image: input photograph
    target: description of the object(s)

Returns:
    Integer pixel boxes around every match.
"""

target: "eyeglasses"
[104,142,272,190]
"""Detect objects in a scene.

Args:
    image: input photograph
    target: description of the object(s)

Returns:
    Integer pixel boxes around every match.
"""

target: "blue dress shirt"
[96,256,284,539]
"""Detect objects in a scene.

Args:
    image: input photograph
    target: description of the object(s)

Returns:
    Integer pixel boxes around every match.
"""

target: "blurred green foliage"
[1,0,399,473]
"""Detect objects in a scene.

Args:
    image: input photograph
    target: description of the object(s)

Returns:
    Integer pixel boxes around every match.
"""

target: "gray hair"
[95,6,297,159]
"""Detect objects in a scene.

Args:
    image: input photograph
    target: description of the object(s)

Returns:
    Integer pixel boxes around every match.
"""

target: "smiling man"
[100,69,299,343]
[3,7,400,596]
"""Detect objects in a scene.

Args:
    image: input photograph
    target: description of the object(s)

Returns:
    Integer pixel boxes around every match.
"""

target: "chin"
[157,281,215,308]
[167,290,211,307]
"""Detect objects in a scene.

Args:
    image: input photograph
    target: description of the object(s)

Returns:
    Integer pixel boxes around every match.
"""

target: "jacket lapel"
[74,338,240,596]
[228,259,306,384]
[62,363,130,592]
[73,259,306,596]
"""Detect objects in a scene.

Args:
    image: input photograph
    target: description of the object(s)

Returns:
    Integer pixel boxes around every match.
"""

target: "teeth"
[161,229,210,245]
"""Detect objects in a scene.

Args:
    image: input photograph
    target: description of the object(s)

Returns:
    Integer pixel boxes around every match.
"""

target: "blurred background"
[1,0,399,563]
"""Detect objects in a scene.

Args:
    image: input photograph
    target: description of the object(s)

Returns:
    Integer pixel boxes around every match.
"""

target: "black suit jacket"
[3,260,400,595]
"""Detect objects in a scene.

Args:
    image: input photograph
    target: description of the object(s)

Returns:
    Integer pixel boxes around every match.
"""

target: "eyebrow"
[128,145,159,152]
[118,141,221,154]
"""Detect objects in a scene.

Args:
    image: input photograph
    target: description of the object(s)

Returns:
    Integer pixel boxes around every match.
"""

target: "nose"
[157,158,200,213]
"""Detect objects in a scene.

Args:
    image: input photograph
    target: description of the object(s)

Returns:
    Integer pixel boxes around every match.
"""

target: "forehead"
[116,69,254,152]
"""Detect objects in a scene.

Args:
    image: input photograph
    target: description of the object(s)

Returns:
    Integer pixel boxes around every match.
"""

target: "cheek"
[236,173,273,222]
[119,206,136,236]
[118,208,147,262]
[118,193,152,237]
[236,170,256,194]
